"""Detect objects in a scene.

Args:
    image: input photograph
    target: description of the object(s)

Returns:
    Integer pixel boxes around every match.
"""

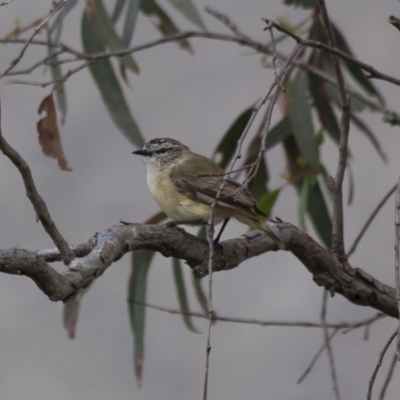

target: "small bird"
[132,138,285,249]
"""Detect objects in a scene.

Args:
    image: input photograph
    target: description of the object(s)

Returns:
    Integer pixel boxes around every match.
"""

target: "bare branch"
[394,177,400,358]
[367,330,397,400]
[320,290,341,400]
[0,222,398,320]
[348,184,397,257]
[378,352,398,400]
[297,329,339,384]
[0,0,69,79]
[263,20,400,87]
[0,103,74,265]
[133,301,385,330]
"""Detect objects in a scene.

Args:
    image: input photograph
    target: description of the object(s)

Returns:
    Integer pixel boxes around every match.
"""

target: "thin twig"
[316,0,350,260]
[0,0,69,79]
[297,329,339,384]
[320,290,341,400]
[378,352,398,400]
[263,20,400,87]
[131,301,385,330]
[367,330,397,400]
[347,184,397,257]
[204,6,251,39]
[394,177,400,359]
[0,101,74,265]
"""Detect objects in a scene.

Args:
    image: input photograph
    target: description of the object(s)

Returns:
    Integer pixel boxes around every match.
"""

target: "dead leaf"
[37,94,72,171]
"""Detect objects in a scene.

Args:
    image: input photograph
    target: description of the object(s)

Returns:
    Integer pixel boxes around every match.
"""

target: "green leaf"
[308,70,340,144]
[82,11,144,147]
[172,258,199,333]
[140,0,193,54]
[213,106,254,169]
[307,180,332,247]
[289,71,319,167]
[298,177,310,230]
[323,81,365,113]
[192,275,208,316]
[48,50,67,125]
[282,0,317,8]
[248,157,269,201]
[331,22,384,104]
[350,113,387,162]
[265,116,291,150]
[87,0,139,74]
[128,250,154,387]
[122,0,140,46]
[257,188,281,215]
[167,0,205,29]
[112,0,127,23]
[62,283,92,339]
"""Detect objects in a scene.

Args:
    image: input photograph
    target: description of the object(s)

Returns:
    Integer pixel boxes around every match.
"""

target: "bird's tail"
[253,219,286,250]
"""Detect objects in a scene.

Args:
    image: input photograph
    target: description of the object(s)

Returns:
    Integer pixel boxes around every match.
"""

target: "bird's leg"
[213,217,230,245]
[166,220,207,228]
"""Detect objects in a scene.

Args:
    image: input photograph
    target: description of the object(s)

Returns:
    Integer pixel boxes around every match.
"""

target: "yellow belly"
[147,169,223,223]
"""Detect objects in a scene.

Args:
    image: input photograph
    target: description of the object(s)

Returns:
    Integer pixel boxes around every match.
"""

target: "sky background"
[1,1,400,399]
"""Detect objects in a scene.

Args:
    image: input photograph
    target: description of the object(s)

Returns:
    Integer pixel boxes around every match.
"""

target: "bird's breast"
[146,168,212,222]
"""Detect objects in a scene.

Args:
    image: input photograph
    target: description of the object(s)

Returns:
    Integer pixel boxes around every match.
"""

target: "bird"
[132,138,285,249]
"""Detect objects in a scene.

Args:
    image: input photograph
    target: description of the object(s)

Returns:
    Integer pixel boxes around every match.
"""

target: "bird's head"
[132,138,190,168]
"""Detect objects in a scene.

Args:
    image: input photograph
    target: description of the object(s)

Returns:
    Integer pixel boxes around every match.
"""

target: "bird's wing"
[170,156,265,218]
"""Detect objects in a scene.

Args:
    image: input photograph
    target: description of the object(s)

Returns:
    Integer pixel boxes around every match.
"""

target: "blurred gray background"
[0,1,400,399]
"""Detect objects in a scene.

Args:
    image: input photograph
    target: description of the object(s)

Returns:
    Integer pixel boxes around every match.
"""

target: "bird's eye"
[158,148,168,154]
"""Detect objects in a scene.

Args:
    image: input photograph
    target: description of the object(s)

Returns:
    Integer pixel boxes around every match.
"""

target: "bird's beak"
[132,149,151,156]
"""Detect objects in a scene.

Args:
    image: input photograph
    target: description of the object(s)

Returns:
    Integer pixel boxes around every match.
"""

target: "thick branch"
[0,223,397,318]
[0,107,74,265]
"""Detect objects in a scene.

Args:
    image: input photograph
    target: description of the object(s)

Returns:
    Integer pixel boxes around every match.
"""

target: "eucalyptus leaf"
[172,258,199,333]
[128,250,154,387]
[82,12,144,147]
[87,0,139,74]
[167,0,205,29]
[289,71,319,167]
[258,188,281,215]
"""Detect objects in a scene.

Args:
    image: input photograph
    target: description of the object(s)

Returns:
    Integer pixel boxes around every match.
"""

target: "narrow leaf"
[172,258,199,333]
[308,71,340,144]
[140,0,193,54]
[49,0,79,43]
[122,0,140,46]
[82,11,144,147]
[128,250,154,387]
[283,0,317,8]
[298,177,310,230]
[167,0,205,29]
[265,116,291,150]
[289,71,319,167]
[350,113,387,162]
[213,105,253,169]
[63,283,92,339]
[307,181,332,247]
[257,188,281,215]
[192,275,216,321]
[86,0,139,74]
[48,51,67,125]
[248,157,269,201]
[331,22,384,104]
[112,0,127,23]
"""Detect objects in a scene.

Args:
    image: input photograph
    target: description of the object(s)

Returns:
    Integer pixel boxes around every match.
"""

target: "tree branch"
[0,222,397,319]
[0,103,74,265]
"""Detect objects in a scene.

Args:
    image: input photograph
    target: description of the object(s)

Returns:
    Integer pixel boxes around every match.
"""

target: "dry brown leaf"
[37,94,72,171]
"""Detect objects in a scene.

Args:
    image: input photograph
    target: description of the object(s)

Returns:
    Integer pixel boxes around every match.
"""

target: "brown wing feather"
[170,154,265,219]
